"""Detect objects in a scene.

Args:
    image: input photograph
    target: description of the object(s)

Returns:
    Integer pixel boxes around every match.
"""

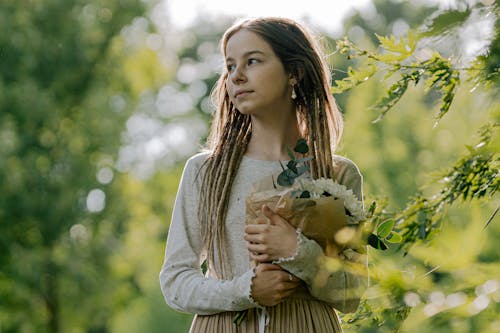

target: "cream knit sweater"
[160,152,366,315]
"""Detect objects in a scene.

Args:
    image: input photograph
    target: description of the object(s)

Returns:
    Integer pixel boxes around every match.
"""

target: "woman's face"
[224,29,294,117]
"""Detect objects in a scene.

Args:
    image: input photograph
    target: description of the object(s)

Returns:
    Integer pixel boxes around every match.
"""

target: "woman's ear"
[296,65,305,81]
[289,65,305,82]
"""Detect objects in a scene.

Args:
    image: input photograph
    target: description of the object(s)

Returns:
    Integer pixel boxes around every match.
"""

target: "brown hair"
[198,17,343,278]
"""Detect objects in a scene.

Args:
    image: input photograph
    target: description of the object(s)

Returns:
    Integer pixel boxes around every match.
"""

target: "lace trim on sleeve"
[272,228,303,264]
[248,267,262,307]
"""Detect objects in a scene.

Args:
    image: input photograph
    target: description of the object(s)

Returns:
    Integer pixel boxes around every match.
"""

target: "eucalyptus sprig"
[276,138,312,187]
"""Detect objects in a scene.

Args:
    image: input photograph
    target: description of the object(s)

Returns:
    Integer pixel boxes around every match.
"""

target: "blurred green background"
[0,0,498,332]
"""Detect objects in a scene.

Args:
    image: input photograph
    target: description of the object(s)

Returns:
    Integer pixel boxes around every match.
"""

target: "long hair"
[198,17,343,278]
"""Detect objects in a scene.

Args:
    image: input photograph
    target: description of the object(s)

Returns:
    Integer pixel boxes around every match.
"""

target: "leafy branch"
[342,124,498,330]
[361,123,498,253]
[368,123,498,253]
[334,33,462,123]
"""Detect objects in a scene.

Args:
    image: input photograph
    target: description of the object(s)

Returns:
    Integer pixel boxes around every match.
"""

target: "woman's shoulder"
[178,151,212,186]
[333,155,364,200]
[183,151,211,173]
[186,151,211,165]
[332,155,362,180]
[333,155,360,171]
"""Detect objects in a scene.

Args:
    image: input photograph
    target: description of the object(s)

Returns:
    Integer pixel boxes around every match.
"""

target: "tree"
[330,1,499,332]
[0,0,149,331]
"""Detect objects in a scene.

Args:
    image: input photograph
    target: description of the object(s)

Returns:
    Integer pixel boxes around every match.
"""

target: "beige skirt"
[189,298,343,333]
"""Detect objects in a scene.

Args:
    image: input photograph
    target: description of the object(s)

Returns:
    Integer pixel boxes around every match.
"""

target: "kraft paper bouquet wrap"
[246,175,365,261]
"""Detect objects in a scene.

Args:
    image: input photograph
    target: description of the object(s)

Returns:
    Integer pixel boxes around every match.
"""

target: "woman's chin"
[236,107,255,115]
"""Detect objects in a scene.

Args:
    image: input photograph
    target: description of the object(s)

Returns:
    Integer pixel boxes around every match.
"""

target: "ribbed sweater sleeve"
[159,153,258,314]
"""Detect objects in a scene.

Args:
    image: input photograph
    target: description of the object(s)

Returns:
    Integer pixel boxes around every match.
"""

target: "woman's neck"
[245,113,301,161]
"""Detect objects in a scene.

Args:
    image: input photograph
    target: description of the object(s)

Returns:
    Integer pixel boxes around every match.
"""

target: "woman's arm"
[276,232,367,313]
[159,154,257,314]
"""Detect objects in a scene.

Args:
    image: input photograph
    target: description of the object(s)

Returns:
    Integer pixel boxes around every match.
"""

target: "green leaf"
[419,221,427,240]
[375,32,418,62]
[331,64,376,94]
[287,160,298,174]
[368,233,388,250]
[294,138,309,154]
[386,232,403,244]
[277,169,295,186]
[295,164,309,177]
[201,260,207,275]
[367,201,376,218]
[299,190,311,198]
[377,219,395,239]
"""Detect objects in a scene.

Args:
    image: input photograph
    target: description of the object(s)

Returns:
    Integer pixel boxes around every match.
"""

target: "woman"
[160,17,366,332]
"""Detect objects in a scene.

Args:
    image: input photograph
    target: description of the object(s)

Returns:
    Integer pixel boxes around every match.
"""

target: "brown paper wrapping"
[245,175,347,261]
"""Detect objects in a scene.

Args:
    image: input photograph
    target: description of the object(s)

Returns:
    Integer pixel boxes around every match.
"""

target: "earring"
[291,85,297,100]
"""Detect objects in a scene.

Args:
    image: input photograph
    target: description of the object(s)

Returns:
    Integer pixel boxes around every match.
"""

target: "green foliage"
[375,32,418,63]
[334,34,462,123]
[393,123,499,251]
[337,2,499,332]
[1,1,498,332]
[0,0,148,332]
[365,202,403,251]
[331,64,377,94]
[372,69,423,123]
[331,3,500,124]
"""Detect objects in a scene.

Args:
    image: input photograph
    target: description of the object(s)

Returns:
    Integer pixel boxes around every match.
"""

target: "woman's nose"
[230,65,247,84]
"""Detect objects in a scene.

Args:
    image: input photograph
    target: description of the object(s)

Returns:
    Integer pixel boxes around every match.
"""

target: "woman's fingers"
[244,224,270,234]
[246,241,266,253]
[276,271,300,285]
[262,205,294,227]
[244,233,265,243]
[261,205,281,225]
[249,251,270,262]
[251,265,302,306]
[245,208,298,261]
[256,263,282,271]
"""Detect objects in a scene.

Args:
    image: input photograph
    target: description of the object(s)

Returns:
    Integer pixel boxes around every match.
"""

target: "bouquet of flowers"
[245,139,365,258]
[235,140,366,325]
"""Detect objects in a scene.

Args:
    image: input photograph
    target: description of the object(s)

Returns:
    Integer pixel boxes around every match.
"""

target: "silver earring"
[291,85,297,100]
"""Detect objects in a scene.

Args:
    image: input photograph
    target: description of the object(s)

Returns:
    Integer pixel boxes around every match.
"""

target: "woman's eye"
[248,58,259,65]
[226,64,235,72]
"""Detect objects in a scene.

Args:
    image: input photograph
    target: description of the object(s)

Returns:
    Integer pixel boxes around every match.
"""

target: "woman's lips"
[235,90,253,98]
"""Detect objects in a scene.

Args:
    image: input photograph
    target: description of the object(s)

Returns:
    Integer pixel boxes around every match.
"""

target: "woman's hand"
[244,205,298,263]
[251,263,300,307]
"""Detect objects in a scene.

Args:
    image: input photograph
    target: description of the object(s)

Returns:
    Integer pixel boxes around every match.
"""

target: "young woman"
[160,17,366,333]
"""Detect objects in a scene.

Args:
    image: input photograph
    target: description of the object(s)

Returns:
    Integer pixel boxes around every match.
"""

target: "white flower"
[292,177,365,223]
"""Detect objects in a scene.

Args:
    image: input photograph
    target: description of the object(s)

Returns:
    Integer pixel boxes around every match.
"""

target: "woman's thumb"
[261,205,278,225]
